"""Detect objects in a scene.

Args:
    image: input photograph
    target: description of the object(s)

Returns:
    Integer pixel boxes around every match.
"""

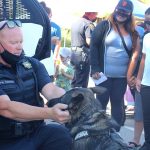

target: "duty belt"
[0,121,44,140]
[71,47,83,52]
[71,46,90,54]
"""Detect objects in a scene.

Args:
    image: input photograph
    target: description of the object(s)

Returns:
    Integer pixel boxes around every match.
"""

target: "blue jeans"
[96,77,127,131]
[0,122,72,150]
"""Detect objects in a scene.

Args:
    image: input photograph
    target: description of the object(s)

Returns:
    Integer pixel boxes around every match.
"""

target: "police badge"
[22,61,32,69]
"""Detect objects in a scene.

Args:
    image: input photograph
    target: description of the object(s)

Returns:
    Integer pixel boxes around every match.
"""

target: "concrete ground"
[120,116,144,146]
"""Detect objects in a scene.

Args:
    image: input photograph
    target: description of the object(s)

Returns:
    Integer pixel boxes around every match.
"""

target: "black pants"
[0,122,72,150]
[141,85,150,146]
[96,77,127,131]
[71,50,90,88]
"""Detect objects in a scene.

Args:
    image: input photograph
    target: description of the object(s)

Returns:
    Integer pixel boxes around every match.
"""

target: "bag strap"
[27,59,44,107]
[115,23,131,58]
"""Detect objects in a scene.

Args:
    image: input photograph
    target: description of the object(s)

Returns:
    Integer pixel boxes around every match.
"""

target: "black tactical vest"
[0,57,44,139]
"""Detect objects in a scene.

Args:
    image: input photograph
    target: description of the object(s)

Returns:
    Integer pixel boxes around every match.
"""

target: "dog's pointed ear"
[60,89,84,105]
[72,93,84,102]
[89,86,107,95]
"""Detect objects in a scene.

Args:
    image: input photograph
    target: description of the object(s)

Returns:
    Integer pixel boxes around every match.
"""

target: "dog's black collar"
[74,130,89,141]
[74,129,111,141]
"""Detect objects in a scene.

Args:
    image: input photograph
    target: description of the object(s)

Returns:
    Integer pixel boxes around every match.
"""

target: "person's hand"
[136,79,141,92]
[51,36,59,45]
[60,68,65,74]
[50,103,71,124]
[127,76,136,89]
[92,72,101,80]
[55,65,59,72]
[54,65,59,78]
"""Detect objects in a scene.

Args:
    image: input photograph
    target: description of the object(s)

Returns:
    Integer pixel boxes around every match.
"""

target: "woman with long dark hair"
[90,0,140,132]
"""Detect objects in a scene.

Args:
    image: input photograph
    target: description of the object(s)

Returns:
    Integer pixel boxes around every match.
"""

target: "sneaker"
[139,142,150,150]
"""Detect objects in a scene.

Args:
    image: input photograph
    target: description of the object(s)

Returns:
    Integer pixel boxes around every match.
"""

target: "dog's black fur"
[47,86,137,150]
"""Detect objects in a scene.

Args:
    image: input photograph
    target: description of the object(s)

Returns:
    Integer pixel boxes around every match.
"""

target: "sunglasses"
[115,9,131,18]
[0,20,22,30]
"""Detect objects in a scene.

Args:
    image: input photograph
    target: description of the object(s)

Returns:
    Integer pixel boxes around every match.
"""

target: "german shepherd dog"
[47,86,137,150]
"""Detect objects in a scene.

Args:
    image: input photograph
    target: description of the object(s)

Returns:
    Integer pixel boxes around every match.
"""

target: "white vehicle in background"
[22,23,54,76]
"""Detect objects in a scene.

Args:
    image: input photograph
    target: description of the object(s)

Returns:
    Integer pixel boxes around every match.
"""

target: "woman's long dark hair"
[108,12,139,51]
[108,12,136,33]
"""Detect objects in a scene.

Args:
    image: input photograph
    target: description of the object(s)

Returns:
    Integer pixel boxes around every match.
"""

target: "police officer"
[0,20,72,150]
[71,12,97,88]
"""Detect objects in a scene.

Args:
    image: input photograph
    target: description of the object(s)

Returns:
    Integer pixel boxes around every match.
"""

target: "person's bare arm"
[0,94,69,123]
[41,83,71,122]
[136,53,145,92]
[127,37,140,88]
[54,64,59,78]
[53,40,61,65]
[86,37,91,46]
[41,82,65,100]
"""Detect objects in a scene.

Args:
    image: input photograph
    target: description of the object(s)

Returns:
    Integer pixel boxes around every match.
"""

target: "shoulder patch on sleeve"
[89,23,95,30]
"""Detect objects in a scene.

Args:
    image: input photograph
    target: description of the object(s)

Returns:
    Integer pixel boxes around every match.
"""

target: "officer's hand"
[50,103,71,124]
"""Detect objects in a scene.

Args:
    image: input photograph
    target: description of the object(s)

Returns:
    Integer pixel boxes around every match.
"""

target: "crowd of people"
[0,0,150,149]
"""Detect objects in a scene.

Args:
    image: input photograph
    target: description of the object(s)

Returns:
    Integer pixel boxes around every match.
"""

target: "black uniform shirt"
[0,57,51,97]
